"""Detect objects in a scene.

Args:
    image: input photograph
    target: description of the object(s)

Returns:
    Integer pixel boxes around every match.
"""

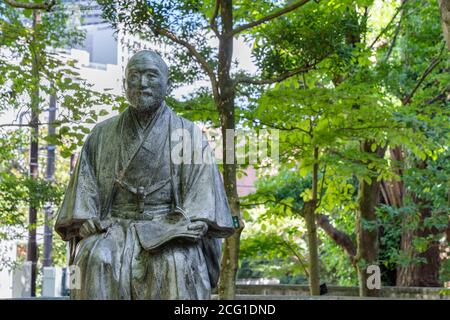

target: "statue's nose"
[140,76,148,87]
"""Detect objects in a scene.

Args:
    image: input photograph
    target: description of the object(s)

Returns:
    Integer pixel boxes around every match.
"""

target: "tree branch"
[240,200,275,208]
[280,239,310,277]
[235,57,325,86]
[245,194,358,263]
[249,119,311,135]
[0,119,82,129]
[2,0,56,11]
[243,192,358,265]
[425,86,450,105]
[0,123,31,128]
[224,0,312,38]
[241,199,297,211]
[369,0,409,49]
[336,125,404,131]
[154,26,220,103]
[316,165,327,208]
[315,213,356,261]
[384,19,402,61]
[210,0,220,38]
[402,49,445,105]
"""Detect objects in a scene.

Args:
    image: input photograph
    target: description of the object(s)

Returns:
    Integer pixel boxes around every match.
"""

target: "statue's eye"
[129,72,139,82]
[144,71,157,79]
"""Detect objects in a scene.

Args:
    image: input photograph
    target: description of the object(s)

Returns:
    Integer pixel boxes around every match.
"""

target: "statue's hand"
[187,221,208,236]
[79,219,97,239]
[173,220,208,242]
[79,218,112,239]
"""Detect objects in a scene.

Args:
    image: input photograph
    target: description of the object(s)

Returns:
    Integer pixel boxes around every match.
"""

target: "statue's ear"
[166,77,173,95]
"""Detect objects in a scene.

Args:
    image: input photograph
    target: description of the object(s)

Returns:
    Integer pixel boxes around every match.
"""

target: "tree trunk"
[27,9,40,296]
[304,202,320,294]
[27,116,38,297]
[378,146,405,285]
[439,0,450,50]
[396,224,441,287]
[303,146,320,295]
[218,109,242,298]
[396,160,442,287]
[382,144,442,286]
[43,92,56,267]
[356,140,384,297]
[217,0,243,300]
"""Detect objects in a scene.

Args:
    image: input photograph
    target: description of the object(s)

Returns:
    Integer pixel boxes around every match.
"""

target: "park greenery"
[0,0,449,298]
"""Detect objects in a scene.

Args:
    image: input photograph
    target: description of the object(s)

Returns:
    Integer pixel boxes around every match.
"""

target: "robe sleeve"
[177,123,234,288]
[54,134,100,241]
[181,125,235,238]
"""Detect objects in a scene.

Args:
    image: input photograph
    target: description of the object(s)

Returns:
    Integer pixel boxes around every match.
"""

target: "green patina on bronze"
[55,50,234,300]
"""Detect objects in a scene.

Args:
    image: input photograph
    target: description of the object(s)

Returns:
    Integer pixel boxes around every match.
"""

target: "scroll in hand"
[135,217,208,252]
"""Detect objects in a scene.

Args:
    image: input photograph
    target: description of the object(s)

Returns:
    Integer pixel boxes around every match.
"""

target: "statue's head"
[125,50,169,113]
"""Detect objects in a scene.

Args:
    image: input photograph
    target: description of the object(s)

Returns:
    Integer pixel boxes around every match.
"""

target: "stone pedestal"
[12,262,32,298]
[42,267,63,297]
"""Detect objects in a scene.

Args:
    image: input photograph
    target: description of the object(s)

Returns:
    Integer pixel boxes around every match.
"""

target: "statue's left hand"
[172,220,207,243]
[135,220,208,251]
[186,221,208,237]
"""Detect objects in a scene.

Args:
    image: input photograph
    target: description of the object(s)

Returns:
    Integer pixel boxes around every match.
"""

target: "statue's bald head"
[126,50,169,79]
[125,50,169,113]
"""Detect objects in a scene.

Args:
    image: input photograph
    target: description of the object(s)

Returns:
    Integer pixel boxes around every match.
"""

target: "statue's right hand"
[79,218,113,239]
[79,219,98,239]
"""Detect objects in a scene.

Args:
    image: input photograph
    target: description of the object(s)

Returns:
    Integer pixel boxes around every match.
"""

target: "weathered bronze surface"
[55,50,234,300]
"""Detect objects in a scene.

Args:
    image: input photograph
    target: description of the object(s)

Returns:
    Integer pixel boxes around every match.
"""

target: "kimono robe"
[54,103,234,300]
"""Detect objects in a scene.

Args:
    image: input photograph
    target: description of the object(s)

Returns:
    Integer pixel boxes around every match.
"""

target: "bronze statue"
[55,50,234,299]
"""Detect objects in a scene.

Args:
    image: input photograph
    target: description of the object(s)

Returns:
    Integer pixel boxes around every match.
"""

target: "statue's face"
[125,53,168,113]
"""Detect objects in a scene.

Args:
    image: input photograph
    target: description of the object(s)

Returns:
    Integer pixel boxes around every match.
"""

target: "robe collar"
[117,103,167,178]
[128,103,165,137]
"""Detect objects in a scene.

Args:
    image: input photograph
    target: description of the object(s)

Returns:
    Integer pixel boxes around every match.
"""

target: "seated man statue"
[54,50,234,300]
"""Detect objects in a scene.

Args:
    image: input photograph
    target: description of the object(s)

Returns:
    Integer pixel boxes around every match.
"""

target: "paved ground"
[213,294,424,300]
[2,295,433,300]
